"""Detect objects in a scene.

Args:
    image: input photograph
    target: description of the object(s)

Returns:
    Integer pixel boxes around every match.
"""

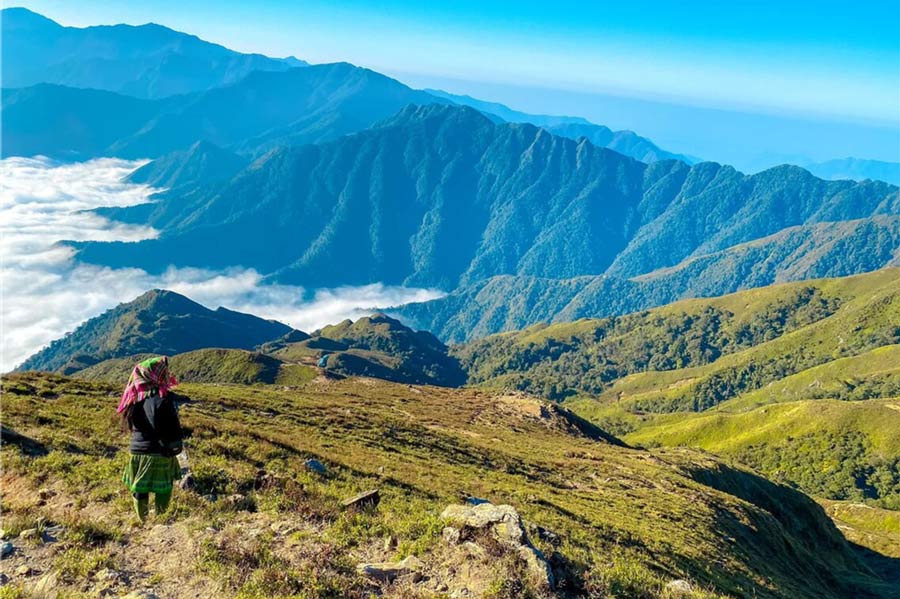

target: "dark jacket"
[129,392,184,456]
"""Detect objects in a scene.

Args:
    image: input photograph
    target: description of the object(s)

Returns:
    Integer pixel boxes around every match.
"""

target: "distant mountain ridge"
[804,157,900,186]
[428,88,692,163]
[401,216,900,342]
[1,62,448,159]
[2,8,690,166]
[1,7,306,99]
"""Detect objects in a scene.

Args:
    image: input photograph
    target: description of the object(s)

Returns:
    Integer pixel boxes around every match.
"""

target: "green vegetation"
[455,283,841,401]
[17,289,294,373]
[458,270,898,412]
[726,345,900,409]
[2,372,893,598]
[450,271,900,513]
[623,400,900,508]
[75,349,299,385]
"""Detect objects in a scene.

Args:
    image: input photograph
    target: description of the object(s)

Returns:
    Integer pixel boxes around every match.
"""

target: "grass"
[1,372,896,598]
[724,345,900,410]
[822,500,900,558]
[74,348,306,385]
[622,399,900,507]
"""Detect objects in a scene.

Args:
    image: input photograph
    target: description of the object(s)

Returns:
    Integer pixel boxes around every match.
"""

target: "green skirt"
[122,453,182,494]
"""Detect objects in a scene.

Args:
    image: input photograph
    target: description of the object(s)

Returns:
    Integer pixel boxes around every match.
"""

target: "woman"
[117,356,184,522]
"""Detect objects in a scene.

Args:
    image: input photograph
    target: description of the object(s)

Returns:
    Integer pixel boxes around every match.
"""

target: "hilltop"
[15,290,295,373]
[1,371,895,598]
[265,314,466,387]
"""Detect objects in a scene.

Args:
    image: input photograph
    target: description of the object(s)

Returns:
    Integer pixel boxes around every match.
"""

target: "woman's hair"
[119,403,135,432]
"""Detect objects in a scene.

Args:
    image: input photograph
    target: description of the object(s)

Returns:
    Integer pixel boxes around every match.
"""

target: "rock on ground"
[441,502,554,590]
[666,579,694,595]
[357,555,424,583]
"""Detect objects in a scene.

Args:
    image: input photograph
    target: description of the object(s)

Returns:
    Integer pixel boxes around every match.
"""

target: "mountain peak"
[380,103,492,130]
[16,290,295,372]
[1,6,61,29]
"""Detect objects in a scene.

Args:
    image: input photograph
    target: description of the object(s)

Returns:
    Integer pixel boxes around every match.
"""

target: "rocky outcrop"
[356,555,423,583]
[440,502,554,590]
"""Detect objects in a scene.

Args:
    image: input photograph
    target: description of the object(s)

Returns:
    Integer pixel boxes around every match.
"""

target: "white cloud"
[0,157,443,371]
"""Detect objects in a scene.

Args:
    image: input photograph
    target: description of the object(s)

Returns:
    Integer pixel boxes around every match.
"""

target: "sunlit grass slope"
[1,373,894,598]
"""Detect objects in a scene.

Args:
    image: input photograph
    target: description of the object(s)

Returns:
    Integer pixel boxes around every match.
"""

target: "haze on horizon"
[8,0,900,170]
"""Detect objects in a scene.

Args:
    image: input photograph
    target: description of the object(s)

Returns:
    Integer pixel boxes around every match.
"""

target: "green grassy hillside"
[623,399,900,508]
[1,372,895,598]
[74,349,318,386]
[452,270,900,510]
[456,269,899,409]
[724,345,900,410]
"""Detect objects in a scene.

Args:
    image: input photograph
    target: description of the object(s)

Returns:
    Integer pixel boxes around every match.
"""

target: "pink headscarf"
[117,356,178,413]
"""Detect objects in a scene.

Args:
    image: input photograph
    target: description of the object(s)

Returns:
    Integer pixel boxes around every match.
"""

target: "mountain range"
[1,62,447,159]
[1,7,305,98]
[16,289,465,387]
[4,7,899,349]
[1,67,688,167]
[71,103,898,339]
[2,7,690,166]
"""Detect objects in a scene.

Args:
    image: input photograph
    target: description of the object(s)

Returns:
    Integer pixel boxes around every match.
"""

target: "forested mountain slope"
[73,105,898,301]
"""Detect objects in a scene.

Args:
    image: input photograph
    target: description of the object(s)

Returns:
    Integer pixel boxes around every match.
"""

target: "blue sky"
[8,0,900,166]
[11,0,900,124]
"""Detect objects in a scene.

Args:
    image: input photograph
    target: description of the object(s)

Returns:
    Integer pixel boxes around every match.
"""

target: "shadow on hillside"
[555,405,628,447]
[848,541,900,595]
[688,461,895,598]
[0,425,48,456]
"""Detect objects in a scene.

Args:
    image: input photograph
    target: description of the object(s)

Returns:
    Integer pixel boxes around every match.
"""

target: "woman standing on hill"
[117,356,184,523]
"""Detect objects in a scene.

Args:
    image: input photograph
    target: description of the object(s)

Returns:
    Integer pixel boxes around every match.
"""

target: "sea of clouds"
[0,157,443,372]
